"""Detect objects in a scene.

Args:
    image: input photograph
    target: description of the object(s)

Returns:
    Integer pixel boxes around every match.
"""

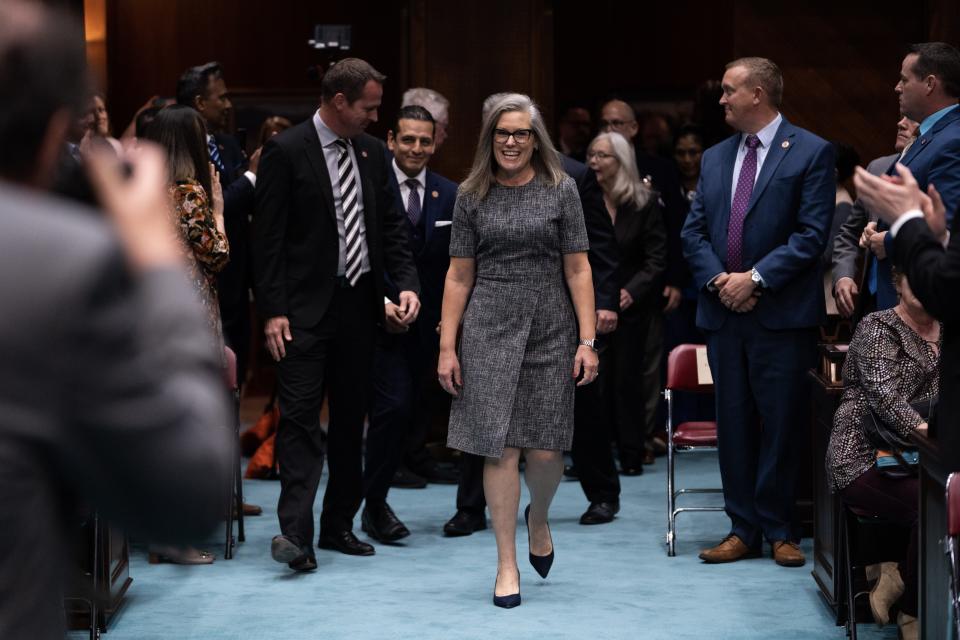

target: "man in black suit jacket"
[177,62,259,388]
[362,105,459,542]
[253,59,420,571]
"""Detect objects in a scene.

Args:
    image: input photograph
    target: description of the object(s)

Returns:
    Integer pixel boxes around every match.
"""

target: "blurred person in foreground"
[0,3,233,636]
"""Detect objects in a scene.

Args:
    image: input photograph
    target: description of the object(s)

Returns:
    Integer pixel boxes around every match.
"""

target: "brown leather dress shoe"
[698,534,760,563]
[771,540,805,567]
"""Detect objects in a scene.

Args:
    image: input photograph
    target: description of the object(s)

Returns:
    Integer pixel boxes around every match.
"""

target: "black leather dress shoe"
[579,501,620,525]
[391,467,428,489]
[443,509,487,537]
[271,535,317,572]
[318,530,376,556]
[361,503,410,543]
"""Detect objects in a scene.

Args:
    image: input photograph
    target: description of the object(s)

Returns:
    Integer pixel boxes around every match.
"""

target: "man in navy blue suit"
[861,42,960,313]
[362,105,458,542]
[681,57,834,567]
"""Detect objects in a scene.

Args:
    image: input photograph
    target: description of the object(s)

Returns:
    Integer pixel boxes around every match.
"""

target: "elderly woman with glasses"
[586,132,667,474]
[438,93,598,608]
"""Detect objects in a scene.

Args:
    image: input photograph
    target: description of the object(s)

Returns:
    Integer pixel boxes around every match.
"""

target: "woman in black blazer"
[586,132,667,474]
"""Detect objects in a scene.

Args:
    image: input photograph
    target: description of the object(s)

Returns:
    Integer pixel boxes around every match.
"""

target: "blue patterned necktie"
[727,134,760,273]
[405,179,421,226]
[208,136,225,173]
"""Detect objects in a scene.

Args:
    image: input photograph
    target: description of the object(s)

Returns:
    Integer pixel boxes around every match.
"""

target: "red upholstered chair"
[223,346,244,559]
[664,343,723,557]
[947,472,960,637]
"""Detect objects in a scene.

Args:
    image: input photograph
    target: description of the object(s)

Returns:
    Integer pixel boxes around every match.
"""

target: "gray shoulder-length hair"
[460,93,566,201]
[588,131,651,210]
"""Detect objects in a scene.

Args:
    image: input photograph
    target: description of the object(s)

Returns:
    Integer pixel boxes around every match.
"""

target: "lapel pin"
[361,150,368,158]
[781,140,790,149]
[921,139,929,145]
[432,190,439,198]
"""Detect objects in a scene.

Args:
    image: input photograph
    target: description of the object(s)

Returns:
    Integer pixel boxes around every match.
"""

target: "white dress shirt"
[312,111,371,277]
[729,112,783,197]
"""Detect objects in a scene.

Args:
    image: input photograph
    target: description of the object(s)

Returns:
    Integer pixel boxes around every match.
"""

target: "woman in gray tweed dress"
[437,93,599,608]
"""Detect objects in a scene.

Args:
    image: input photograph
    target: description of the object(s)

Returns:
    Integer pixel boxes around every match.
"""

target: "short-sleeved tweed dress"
[446,175,589,458]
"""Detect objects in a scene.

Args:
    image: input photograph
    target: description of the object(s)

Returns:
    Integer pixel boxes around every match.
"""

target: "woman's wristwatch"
[579,338,597,351]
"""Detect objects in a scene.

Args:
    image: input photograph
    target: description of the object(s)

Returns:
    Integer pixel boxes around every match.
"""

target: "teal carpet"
[70,452,897,639]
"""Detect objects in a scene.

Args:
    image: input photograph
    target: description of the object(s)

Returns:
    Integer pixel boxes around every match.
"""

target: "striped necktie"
[208,136,225,173]
[405,179,421,226]
[334,139,363,286]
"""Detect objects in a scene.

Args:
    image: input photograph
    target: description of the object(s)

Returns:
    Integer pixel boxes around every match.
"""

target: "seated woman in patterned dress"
[825,268,940,640]
[438,93,599,608]
[141,104,230,565]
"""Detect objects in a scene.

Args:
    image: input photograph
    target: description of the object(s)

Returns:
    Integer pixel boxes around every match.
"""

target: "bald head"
[599,100,638,141]
[0,1,88,185]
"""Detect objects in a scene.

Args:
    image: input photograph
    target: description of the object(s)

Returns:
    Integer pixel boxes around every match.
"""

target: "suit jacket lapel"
[745,121,794,217]
[423,171,440,246]
[720,137,738,218]
[353,137,378,239]
[302,124,336,223]
[901,107,960,167]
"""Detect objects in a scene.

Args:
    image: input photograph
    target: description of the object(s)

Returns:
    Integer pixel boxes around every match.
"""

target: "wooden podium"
[808,368,845,618]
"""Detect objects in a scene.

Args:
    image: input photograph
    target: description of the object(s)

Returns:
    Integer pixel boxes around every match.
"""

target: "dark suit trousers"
[364,325,439,505]
[704,313,816,546]
[608,312,661,465]
[276,274,375,549]
[572,340,620,503]
[456,453,486,514]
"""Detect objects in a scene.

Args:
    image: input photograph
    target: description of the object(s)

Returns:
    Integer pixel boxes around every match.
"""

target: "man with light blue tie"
[681,57,834,567]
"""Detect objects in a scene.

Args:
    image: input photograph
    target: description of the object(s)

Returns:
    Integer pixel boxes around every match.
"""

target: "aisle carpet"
[69,452,897,640]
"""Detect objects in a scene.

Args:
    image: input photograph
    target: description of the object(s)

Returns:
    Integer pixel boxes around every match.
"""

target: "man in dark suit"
[362,105,458,542]
[0,4,233,635]
[253,58,420,571]
[177,62,259,388]
[444,93,620,535]
[831,117,917,318]
[681,57,834,567]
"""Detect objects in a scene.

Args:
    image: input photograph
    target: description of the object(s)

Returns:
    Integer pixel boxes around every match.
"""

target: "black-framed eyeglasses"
[493,128,534,144]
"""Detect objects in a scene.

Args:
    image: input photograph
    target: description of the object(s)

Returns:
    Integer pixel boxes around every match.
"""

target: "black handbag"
[862,396,936,479]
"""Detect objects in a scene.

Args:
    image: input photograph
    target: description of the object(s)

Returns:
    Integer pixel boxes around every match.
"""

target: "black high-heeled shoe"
[493,570,521,608]
[524,504,554,578]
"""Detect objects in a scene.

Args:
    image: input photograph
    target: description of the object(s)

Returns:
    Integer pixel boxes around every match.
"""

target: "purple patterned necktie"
[726,134,761,273]
[405,179,421,226]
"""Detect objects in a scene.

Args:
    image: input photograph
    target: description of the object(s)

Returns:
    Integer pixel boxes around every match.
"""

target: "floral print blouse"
[171,179,229,350]
[825,308,940,491]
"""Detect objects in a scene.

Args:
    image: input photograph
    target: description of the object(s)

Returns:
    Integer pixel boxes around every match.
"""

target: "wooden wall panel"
[99,2,951,175]
[408,0,554,180]
[554,0,926,164]
[104,0,405,145]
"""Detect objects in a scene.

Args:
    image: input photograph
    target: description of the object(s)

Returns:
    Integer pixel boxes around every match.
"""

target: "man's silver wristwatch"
[750,267,763,288]
[579,338,597,350]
